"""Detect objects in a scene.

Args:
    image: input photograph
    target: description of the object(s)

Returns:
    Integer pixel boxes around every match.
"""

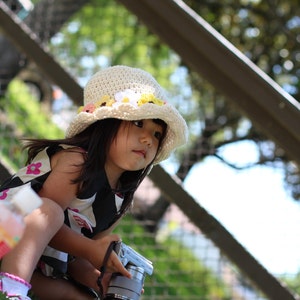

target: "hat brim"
[66,102,187,164]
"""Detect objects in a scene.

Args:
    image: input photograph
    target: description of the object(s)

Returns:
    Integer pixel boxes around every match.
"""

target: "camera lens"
[104,265,145,300]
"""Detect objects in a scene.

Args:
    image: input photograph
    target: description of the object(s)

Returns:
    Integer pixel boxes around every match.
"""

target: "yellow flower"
[122,97,130,103]
[95,95,115,107]
[152,98,165,106]
[138,94,165,106]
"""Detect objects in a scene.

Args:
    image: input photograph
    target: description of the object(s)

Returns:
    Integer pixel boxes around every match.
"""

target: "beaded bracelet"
[0,272,31,289]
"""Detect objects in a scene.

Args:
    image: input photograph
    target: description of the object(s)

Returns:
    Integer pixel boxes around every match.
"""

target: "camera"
[103,241,153,300]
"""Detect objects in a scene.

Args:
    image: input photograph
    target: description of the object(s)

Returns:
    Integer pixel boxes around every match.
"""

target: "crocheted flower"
[78,95,116,113]
[115,89,166,107]
[115,89,141,106]
[138,94,165,106]
[0,189,8,200]
[26,162,42,175]
[78,103,96,113]
[95,95,115,107]
[77,89,166,114]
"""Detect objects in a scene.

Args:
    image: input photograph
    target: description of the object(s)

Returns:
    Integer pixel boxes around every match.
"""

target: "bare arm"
[39,149,130,276]
[49,222,128,274]
[66,219,124,290]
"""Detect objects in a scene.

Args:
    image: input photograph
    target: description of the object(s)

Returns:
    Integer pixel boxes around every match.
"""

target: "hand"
[99,272,113,295]
[88,234,131,279]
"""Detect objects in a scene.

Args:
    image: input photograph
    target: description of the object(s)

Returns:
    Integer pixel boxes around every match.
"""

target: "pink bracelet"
[0,272,31,289]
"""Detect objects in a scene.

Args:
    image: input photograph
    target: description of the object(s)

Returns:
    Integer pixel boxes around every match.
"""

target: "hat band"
[78,89,166,114]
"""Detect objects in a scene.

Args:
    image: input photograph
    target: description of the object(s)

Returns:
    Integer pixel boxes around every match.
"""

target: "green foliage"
[0,291,8,300]
[281,272,300,296]
[117,216,231,299]
[173,0,300,199]
[184,0,300,100]
[0,80,63,169]
[5,80,63,139]
[50,0,178,88]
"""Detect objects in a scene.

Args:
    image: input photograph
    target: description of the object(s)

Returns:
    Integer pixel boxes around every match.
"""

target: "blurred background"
[0,0,300,299]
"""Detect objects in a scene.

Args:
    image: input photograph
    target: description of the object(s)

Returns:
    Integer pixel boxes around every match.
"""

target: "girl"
[0,65,188,300]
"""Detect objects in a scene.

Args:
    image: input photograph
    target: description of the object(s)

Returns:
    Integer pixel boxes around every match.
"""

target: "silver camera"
[103,241,153,300]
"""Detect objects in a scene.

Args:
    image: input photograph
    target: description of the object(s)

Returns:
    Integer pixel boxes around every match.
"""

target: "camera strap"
[97,241,118,299]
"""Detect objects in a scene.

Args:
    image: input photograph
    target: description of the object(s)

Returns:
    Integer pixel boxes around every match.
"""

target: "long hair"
[24,118,167,215]
[25,119,122,189]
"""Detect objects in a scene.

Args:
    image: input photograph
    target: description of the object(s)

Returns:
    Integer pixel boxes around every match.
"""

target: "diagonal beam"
[149,165,300,300]
[119,0,300,166]
[0,2,83,104]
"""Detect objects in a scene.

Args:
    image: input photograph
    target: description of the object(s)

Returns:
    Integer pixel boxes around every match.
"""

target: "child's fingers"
[109,251,131,278]
[93,234,130,278]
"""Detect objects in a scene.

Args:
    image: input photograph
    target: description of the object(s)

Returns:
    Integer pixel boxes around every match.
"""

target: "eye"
[133,120,143,128]
[154,131,163,140]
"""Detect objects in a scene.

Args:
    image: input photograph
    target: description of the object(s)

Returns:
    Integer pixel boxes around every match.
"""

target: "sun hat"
[65,65,188,164]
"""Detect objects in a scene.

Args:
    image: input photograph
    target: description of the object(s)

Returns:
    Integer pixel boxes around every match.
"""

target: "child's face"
[106,119,164,175]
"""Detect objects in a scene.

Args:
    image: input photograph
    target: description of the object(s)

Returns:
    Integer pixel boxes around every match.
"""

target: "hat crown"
[84,66,167,105]
[66,65,188,164]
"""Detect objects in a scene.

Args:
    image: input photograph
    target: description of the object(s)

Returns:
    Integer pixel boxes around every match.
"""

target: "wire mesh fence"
[1,0,300,299]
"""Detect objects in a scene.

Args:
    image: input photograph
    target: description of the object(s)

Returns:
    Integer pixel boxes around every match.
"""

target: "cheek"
[148,144,159,161]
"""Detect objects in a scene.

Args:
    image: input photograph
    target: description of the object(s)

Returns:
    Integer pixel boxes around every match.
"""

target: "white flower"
[114,89,141,106]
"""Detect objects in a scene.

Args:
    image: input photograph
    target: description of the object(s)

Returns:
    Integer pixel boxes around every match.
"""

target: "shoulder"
[38,147,86,208]
[51,146,86,172]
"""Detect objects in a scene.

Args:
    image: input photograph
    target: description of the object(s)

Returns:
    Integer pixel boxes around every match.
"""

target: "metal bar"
[149,165,300,300]
[119,0,300,166]
[0,2,83,105]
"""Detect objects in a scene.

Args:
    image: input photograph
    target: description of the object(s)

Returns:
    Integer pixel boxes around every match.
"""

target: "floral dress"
[0,144,124,277]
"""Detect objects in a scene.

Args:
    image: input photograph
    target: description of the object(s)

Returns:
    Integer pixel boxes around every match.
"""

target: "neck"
[104,165,122,190]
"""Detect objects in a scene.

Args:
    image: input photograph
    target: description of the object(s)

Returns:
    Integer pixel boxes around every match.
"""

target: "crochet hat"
[66,65,188,164]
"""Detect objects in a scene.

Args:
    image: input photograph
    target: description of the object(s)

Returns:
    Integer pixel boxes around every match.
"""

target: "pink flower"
[26,162,42,175]
[82,103,96,113]
[0,189,8,200]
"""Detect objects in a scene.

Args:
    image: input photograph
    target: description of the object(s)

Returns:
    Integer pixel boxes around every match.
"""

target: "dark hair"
[24,118,167,215]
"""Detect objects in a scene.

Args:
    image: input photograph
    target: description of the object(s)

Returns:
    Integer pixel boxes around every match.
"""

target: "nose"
[140,130,152,147]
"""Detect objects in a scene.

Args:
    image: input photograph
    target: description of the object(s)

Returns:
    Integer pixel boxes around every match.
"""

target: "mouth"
[133,150,146,158]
